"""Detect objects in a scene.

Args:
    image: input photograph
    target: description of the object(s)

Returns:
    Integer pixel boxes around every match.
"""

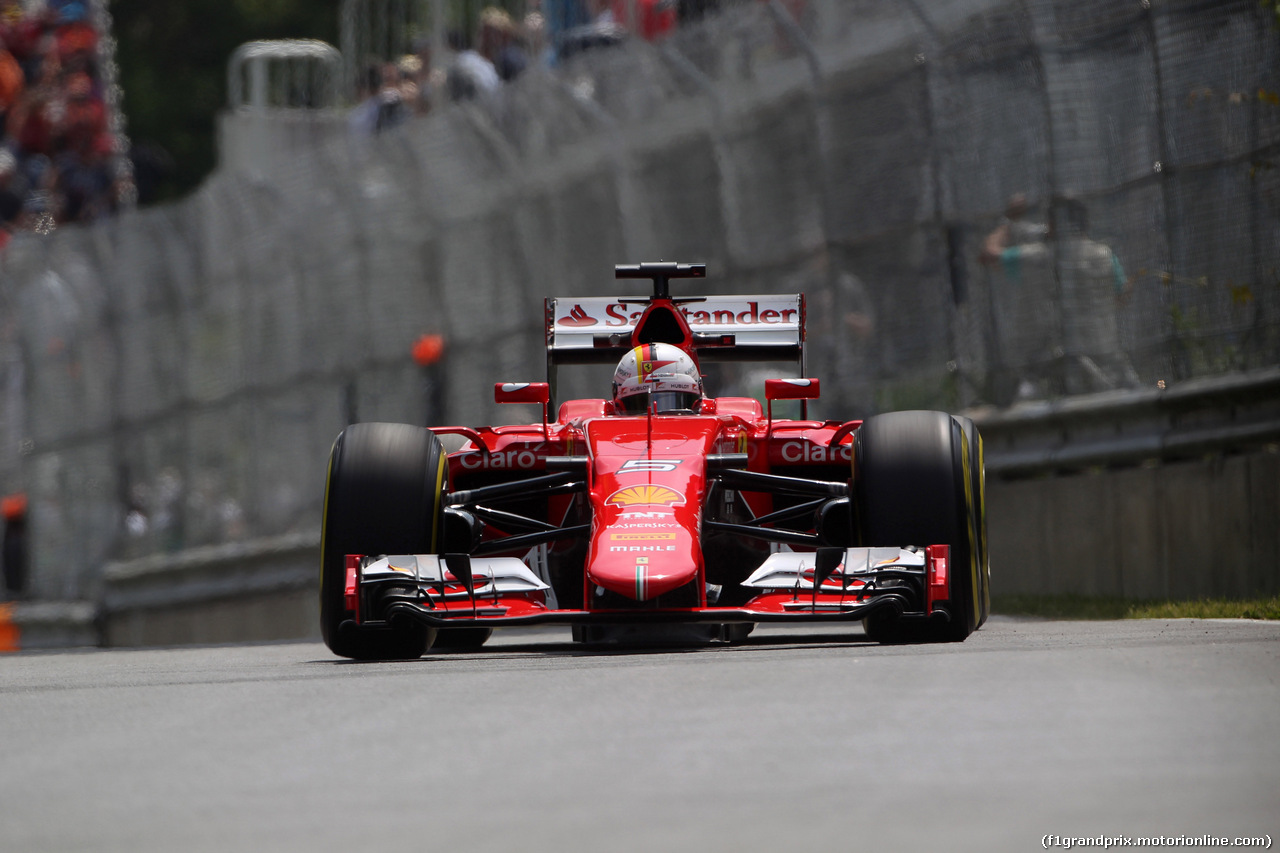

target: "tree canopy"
[111,0,340,202]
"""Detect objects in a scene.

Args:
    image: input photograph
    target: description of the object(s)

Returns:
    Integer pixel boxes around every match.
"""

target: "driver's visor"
[617,391,700,415]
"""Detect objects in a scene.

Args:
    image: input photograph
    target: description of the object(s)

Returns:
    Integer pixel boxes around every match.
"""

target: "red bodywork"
[346,263,953,633]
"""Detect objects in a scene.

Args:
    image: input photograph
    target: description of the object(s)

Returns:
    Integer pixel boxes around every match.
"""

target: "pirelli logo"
[609,532,677,542]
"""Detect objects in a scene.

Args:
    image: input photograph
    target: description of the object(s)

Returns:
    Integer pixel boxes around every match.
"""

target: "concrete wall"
[988,449,1280,600]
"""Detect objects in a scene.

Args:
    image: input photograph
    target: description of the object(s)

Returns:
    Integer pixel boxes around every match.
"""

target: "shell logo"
[606,485,685,508]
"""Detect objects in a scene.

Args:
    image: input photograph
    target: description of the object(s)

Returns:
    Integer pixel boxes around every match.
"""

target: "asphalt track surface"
[1,618,1277,853]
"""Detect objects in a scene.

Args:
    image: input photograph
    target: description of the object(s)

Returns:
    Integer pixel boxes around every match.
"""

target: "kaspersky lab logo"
[606,485,685,508]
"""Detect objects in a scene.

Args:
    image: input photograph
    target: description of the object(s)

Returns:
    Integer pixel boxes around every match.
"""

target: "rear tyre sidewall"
[953,415,991,629]
[320,422,446,660]
[855,410,980,642]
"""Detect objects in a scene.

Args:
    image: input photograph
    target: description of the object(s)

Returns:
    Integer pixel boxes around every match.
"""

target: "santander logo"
[558,305,598,327]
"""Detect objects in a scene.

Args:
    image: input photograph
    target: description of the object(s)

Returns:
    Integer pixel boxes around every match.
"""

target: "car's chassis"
[320,262,988,657]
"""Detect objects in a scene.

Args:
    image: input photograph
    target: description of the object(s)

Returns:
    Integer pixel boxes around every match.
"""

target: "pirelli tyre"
[953,415,991,629]
[854,410,987,643]
[320,422,446,660]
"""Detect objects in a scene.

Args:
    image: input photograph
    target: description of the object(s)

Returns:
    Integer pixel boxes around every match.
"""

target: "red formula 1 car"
[320,263,990,659]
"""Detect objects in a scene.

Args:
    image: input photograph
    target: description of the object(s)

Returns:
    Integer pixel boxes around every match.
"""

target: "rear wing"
[545,293,806,366]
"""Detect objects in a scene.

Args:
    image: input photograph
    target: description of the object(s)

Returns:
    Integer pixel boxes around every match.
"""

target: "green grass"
[991,594,1280,621]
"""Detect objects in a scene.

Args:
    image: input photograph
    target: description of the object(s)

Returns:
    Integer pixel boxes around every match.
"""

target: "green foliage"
[874,367,960,414]
[993,594,1280,620]
[1264,0,1280,28]
[992,594,1134,620]
[112,0,341,201]
[1128,597,1280,620]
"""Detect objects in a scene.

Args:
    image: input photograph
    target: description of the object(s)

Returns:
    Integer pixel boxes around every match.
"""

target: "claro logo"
[779,441,851,464]
[458,447,544,470]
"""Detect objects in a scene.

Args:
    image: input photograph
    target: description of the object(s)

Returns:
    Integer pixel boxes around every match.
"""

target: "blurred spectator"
[0,0,125,244]
[127,139,174,206]
[0,40,21,119]
[994,196,1139,397]
[2,492,27,599]
[523,6,549,62]
[552,0,679,62]
[678,0,721,22]
[980,192,1047,267]
[445,28,500,102]
[396,46,443,118]
[0,148,21,223]
[556,1,628,61]
[785,246,877,419]
[610,0,677,40]
[348,62,409,138]
[1046,197,1139,394]
[479,7,529,83]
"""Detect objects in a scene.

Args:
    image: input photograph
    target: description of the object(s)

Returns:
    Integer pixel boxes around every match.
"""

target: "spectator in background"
[445,28,499,102]
[127,139,173,205]
[557,0,627,61]
[0,147,21,223]
[0,148,16,249]
[2,492,26,599]
[979,193,1051,403]
[609,0,677,40]
[0,39,21,122]
[678,0,720,22]
[397,42,446,118]
[980,192,1047,267]
[1046,196,1139,394]
[479,7,529,83]
[994,196,1138,397]
[348,62,409,138]
[0,0,124,242]
[784,246,877,419]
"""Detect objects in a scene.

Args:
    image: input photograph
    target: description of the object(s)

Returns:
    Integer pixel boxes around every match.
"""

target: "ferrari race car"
[320,262,990,659]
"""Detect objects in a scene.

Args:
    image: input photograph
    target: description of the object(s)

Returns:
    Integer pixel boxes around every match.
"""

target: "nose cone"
[589,548,698,602]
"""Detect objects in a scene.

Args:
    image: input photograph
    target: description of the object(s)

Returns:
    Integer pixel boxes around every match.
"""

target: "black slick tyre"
[320,422,445,660]
[953,415,991,628]
[854,410,983,643]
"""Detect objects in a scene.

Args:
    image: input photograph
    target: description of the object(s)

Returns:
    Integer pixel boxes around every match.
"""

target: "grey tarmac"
[1,617,1276,852]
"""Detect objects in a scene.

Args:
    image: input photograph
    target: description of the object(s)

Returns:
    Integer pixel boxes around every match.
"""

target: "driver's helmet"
[612,343,703,415]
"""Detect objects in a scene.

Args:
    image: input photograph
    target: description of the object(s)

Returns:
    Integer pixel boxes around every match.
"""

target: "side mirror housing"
[764,378,820,401]
[494,382,550,405]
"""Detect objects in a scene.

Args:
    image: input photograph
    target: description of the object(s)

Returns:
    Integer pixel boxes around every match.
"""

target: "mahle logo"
[606,485,685,508]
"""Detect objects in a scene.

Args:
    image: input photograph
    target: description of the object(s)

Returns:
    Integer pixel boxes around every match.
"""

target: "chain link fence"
[0,0,1276,598]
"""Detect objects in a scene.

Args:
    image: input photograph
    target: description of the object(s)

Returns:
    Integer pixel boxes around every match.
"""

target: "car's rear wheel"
[854,410,984,643]
[320,422,445,660]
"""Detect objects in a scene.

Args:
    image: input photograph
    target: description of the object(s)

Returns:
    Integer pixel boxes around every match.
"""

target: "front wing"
[341,546,954,633]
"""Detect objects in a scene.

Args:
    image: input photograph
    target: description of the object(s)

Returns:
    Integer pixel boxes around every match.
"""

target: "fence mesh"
[1,0,1277,597]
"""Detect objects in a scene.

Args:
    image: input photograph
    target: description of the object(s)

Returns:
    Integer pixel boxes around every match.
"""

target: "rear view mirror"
[494,382,550,405]
[764,378,820,401]
[494,382,550,438]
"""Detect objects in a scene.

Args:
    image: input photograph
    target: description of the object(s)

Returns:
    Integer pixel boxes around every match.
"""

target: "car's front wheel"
[320,422,445,660]
[854,410,986,643]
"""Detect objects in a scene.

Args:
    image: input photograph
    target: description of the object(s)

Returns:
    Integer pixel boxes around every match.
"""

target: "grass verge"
[991,594,1280,621]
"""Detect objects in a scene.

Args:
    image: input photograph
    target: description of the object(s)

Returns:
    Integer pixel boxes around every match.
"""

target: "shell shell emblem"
[606,485,685,508]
